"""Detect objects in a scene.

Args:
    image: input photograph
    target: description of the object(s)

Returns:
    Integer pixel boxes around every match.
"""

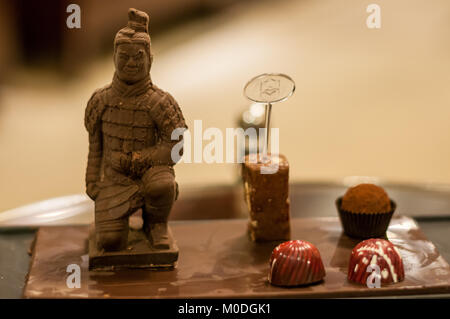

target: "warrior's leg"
[141,166,177,249]
[95,218,129,251]
[94,175,143,252]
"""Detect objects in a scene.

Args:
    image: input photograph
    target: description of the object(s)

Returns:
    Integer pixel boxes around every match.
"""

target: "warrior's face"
[114,43,151,84]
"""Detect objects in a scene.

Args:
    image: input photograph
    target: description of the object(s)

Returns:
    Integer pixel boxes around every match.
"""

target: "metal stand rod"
[262,102,272,163]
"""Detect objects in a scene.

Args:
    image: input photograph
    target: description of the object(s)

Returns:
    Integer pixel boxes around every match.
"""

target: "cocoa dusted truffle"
[341,184,391,214]
[268,240,325,287]
[348,238,405,285]
[336,183,396,238]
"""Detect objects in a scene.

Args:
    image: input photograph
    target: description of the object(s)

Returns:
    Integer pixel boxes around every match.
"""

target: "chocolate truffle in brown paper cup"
[336,197,396,239]
[336,184,396,239]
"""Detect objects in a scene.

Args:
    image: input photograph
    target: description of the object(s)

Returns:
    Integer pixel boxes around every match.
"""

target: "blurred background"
[0,0,449,212]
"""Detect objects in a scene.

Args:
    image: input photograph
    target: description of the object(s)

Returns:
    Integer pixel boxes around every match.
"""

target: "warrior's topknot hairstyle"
[114,8,151,56]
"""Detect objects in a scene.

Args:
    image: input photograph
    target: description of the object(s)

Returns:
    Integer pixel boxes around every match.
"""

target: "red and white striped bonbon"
[268,240,326,286]
[348,238,405,285]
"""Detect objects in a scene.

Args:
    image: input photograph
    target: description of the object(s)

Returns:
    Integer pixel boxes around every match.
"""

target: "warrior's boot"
[143,199,175,249]
[143,207,171,249]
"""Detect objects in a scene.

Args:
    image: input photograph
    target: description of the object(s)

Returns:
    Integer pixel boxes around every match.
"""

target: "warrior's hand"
[130,151,150,176]
[133,145,175,167]
[111,151,132,173]
[86,182,100,200]
[131,151,143,165]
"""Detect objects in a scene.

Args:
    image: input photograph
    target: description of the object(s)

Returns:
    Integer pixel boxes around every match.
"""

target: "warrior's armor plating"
[84,9,186,251]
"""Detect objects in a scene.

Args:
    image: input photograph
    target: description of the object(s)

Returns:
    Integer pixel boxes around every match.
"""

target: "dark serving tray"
[23,216,450,298]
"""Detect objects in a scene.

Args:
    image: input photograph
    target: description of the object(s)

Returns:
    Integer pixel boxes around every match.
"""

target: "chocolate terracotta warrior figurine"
[84,8,186,267]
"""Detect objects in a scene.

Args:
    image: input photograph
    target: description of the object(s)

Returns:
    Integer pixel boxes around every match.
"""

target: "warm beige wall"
[0,0,449,212]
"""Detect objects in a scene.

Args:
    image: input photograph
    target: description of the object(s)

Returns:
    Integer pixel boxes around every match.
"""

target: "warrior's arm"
[135,93,187,167]
[84,91,104,199]
[85,130,102,198]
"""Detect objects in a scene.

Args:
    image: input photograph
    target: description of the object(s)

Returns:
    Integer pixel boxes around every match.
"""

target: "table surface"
[1,182,450,298]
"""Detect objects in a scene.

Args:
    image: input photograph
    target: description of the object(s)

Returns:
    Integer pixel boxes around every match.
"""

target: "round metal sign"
[244,73,295,104]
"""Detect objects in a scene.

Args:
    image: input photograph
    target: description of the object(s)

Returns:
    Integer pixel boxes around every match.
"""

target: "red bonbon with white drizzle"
[268,240,326,286]
[348,238,405,285]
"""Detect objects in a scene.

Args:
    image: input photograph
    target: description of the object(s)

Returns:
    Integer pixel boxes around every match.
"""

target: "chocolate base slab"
[23,217,450,298]
[89,226,178,271]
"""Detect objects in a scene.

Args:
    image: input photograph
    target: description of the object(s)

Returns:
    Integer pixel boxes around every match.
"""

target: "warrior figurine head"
[113,8,152,84]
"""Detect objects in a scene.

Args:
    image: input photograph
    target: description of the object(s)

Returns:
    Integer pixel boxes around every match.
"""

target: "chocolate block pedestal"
[89,225,178,271]
[242,154,290,242]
